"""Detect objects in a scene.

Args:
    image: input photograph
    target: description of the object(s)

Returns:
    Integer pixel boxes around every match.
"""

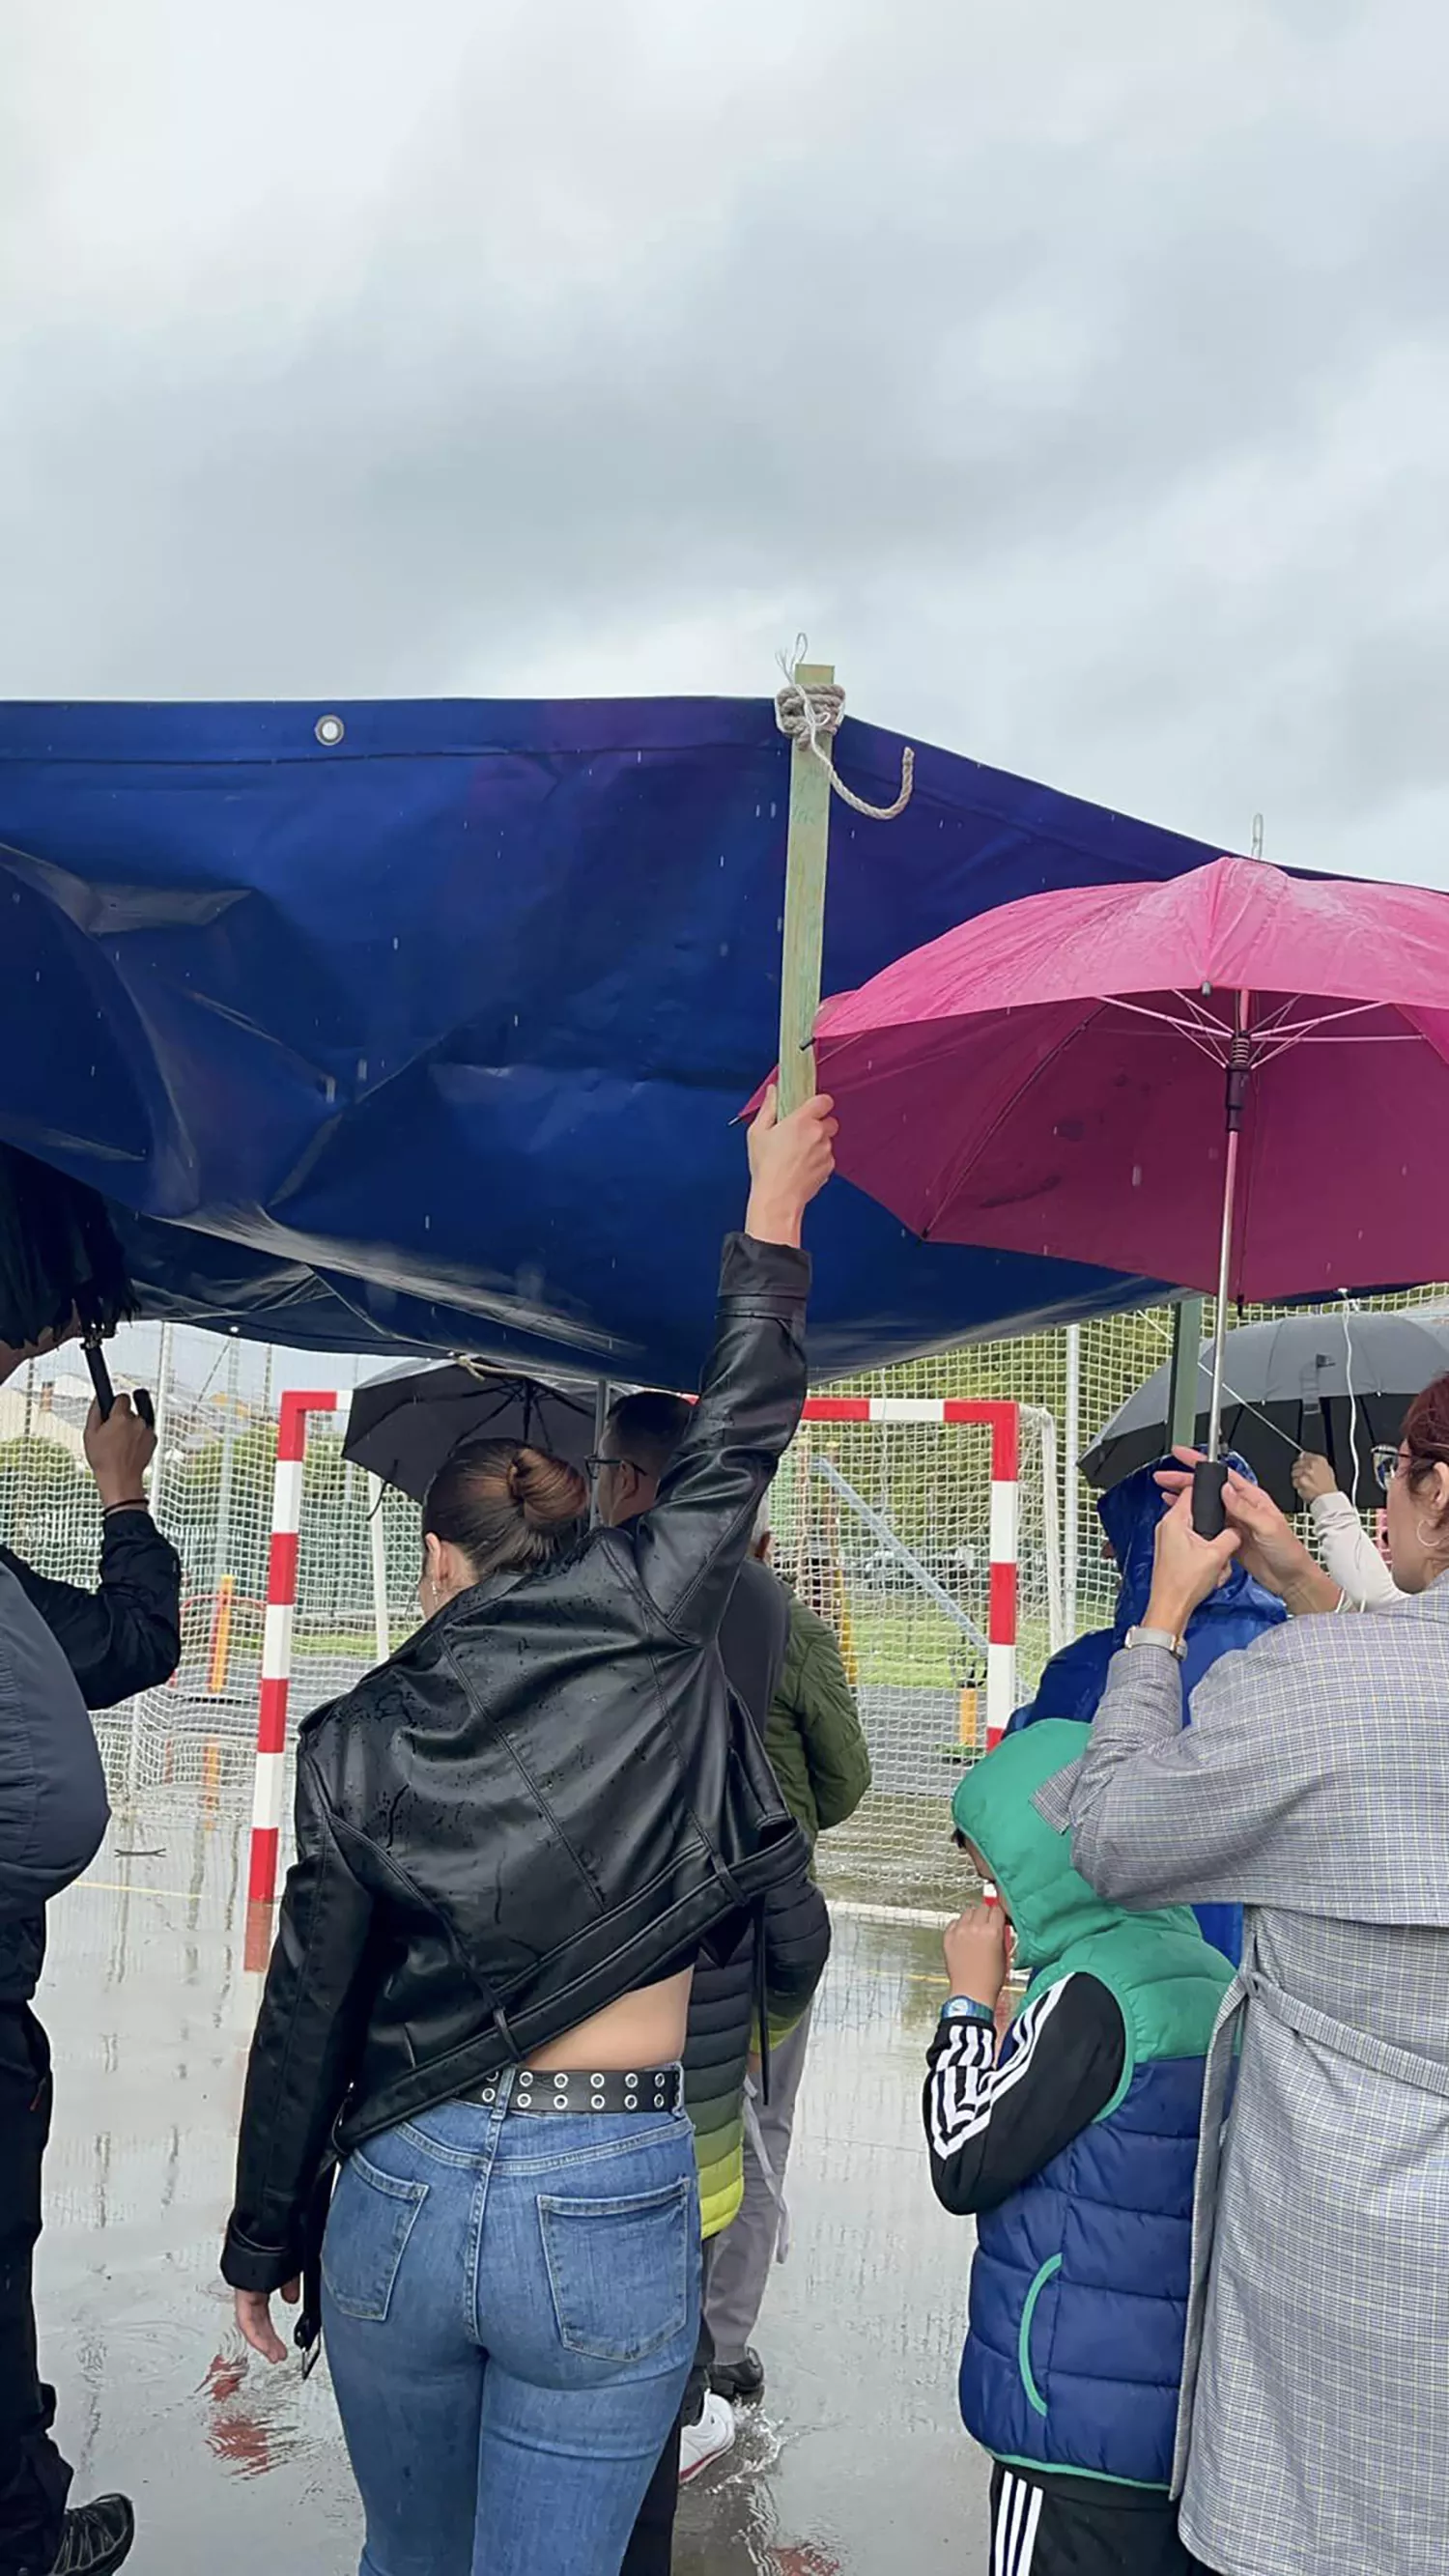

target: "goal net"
[773,1401,1057,1914]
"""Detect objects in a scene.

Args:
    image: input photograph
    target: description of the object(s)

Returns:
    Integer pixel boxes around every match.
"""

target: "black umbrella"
[1082,1310,1449,1514]
[344,1361,603,1506]
[0,1141,150,1422]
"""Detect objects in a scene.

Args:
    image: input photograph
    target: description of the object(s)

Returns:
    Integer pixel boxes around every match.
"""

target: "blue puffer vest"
[952,1723,1232,2489]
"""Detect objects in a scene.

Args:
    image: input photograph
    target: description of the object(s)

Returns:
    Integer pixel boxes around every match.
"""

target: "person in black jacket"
[224,1092,836,2576]
[0,1573,128,2576]
[0,1370,180,2576]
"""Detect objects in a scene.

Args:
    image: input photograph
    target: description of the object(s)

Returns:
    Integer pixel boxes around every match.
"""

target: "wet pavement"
[38,1805,989,2573]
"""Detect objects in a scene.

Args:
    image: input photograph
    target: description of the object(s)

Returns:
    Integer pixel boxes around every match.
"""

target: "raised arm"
[1064,1630,1316,1907]
[629,1093,834,1646]
[1309,1492,1400,1609]
[1065,1483,1338,1908]
[0,1398,182,1709]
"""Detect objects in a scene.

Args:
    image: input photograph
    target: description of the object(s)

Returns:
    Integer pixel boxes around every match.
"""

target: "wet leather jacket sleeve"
[222,1757,378,2292]
[0,1510,182,1710]
[630,1232,810,1644]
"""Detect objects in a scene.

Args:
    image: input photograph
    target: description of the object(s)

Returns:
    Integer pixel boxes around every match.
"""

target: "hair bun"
[507,1444,588,1531]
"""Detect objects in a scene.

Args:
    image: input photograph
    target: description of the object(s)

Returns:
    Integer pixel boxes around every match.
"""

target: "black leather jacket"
[223,1232,812,2295]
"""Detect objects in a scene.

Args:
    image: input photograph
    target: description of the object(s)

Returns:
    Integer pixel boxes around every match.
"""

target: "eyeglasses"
[1373,1445,1406,1494]
[584,1455,643,1486]
[1375,1442,1449,1495]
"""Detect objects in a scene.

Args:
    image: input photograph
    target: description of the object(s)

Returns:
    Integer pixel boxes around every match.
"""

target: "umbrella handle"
[84,1342,116,1421]
[81,1338,153,1430]
[1192,1458,1229,1540]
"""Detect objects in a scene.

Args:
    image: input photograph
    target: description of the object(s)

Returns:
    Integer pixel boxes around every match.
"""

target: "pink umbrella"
[804,854,1449,1530]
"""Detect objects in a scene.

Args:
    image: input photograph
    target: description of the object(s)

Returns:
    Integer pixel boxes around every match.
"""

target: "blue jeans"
[321,2075,700,2576]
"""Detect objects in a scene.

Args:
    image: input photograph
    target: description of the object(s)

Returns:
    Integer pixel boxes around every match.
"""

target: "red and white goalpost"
[244,1387,1023,1918]
[799,1397,1019,1746]
[246,1388,337,1911]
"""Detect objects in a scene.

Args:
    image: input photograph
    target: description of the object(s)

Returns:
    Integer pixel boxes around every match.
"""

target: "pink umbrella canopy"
[810,855,1449,1305]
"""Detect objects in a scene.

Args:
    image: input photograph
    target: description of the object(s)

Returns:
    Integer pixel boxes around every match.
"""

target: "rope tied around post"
[774,657,915,822]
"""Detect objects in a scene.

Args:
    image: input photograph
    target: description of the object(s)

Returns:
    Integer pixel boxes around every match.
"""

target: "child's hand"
[944,1905,1010,2007]
[1291,1452,1337,1505]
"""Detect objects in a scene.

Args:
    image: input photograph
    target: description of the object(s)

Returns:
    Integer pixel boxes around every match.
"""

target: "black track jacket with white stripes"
[923,1974,1125,2216]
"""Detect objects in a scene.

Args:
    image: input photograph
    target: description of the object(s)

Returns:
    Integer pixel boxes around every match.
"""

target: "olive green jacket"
[764,1595,872,1846]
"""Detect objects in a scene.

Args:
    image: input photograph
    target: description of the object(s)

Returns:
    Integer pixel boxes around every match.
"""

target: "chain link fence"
[5,1282,1443,1911]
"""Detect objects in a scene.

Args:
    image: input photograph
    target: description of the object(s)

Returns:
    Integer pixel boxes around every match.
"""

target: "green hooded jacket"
[951,1720,1231,2109]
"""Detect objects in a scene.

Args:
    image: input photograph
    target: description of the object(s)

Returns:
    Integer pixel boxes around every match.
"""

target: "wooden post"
[777,659,835,1116]
[1168,1295,1206,1451]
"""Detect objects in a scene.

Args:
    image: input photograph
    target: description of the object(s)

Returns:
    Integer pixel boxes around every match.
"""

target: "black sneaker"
[710,2348,765,2404]
[48,2498,135,2576]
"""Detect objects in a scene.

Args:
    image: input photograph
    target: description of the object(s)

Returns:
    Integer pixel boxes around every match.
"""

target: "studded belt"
[462,2064,685,2116]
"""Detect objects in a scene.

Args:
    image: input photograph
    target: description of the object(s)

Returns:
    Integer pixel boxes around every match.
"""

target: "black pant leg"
[988,2463,1205,2574]
[618,2420,682,2576]
[685,2275,714,2427]
[619,2253,718,2576]
[0,2006,71,2576]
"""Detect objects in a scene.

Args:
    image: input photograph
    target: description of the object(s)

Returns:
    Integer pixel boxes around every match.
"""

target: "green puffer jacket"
[764,1594,872,1846]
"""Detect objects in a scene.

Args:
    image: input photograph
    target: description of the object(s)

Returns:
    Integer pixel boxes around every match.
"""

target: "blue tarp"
[0,695,1223,1384]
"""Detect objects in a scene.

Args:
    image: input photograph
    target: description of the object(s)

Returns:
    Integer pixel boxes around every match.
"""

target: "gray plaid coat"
[1042,1578,1449,2576]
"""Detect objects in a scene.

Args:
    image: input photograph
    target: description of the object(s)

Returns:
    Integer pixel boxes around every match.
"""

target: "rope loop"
[774,650,914,821]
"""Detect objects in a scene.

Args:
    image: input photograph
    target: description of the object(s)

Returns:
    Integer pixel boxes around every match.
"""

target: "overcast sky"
[4,0,1446,904]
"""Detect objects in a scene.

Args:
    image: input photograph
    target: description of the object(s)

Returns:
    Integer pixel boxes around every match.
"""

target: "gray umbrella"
[1081,1309,1449,1514]
[344,1360,603,1506]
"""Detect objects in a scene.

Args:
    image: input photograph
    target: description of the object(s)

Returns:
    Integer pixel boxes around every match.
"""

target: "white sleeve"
[1308,1492,1400,1608]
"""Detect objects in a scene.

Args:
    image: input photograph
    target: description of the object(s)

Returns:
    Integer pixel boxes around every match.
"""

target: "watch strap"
[1123,1624,1187,1660]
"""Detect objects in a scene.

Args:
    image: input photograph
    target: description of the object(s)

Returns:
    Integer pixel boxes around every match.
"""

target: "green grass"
[847,1601,1054,1695]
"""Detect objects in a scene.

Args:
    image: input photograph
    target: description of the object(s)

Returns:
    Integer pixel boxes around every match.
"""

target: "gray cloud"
[2,0,1446,883]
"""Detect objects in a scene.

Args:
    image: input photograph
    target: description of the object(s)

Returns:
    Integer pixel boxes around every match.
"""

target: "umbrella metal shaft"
[1205,1123,1241,1466]
[1195,987,1252,1538]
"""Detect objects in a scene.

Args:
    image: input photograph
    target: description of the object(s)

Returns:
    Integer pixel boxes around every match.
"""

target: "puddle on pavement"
[39,1803,989,2572]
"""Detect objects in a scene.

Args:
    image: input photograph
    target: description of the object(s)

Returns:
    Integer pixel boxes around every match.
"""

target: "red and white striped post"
[247,1389,338,1912]
[800,1398,1019,1747]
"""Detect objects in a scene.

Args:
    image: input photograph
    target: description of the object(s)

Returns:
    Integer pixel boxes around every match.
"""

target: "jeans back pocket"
[538,2174,694,2363]
[323,2150,429,2323]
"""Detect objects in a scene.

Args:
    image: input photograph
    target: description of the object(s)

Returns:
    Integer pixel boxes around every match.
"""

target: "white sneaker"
[678,2392,737,2483]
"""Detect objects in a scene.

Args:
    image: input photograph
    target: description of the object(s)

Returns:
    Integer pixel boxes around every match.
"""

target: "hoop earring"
[1416,1518,1441,1552]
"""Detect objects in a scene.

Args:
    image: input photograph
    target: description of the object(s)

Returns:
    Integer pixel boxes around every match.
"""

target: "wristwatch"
[1122,1625,1187,1660]
[941,1996,996,2026]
